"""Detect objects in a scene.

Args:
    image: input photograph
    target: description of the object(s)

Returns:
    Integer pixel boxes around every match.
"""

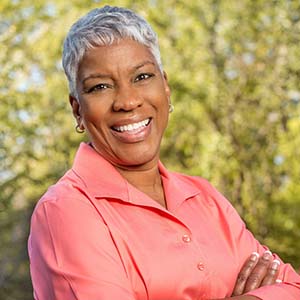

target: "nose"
[112,84,143,112]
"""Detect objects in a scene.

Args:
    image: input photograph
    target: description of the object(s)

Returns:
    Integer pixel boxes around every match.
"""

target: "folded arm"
[202,179,300,300]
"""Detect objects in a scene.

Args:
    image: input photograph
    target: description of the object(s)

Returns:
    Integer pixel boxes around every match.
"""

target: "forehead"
[78,39,157,76]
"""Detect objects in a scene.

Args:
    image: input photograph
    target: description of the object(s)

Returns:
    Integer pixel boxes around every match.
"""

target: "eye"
[134,73,154,82]
[87,83,112,93]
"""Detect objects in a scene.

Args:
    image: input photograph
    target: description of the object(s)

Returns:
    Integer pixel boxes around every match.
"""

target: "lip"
[110,118,152,143]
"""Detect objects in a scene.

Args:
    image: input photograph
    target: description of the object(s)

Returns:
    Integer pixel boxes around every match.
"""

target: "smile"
[112,118,151,132]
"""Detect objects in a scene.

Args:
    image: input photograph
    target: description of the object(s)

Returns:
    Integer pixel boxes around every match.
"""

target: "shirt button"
[197,262,205,271]
[182,234,191,243]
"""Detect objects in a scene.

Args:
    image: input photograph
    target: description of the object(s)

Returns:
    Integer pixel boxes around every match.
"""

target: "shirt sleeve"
[28,192,137,300]
[202,179,300,300]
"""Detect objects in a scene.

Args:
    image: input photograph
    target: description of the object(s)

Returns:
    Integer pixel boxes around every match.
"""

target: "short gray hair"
[62,5,163,98]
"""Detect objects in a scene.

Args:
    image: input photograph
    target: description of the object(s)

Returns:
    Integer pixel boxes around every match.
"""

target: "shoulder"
[28,173,115,275]
[29,169,110,254]
[31,169,96,225]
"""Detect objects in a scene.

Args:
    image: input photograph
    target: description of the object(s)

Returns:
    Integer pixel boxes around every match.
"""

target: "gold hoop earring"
[169,104,174,113]
[75,124,85,133]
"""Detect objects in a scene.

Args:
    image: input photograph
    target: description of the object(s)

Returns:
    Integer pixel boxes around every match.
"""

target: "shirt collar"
[158,161,201,211]
[72,143,200,208]
[72,143,129,200]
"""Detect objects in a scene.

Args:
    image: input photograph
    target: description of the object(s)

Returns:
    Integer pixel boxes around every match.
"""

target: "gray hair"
[62,5,163,98]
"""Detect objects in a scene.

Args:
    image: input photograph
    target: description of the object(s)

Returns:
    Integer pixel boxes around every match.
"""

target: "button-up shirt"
[28,143,300,300]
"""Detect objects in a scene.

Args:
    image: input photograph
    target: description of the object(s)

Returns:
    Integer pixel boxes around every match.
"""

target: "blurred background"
[1,0,300,299]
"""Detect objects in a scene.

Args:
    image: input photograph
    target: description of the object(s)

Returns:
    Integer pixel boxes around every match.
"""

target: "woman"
[28,5,300,300]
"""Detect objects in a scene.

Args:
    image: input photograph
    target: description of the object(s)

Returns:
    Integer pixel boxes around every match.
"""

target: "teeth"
[113,118,150,132]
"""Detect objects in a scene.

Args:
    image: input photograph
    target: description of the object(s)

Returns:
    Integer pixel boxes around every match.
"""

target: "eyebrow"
[82,73,111,85]
[133,60,156,70]
[82,60,156,84]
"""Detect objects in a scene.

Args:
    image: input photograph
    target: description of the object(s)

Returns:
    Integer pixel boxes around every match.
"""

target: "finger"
[261,259,280,286]
[232,252,259,296]
[244,250,273,293]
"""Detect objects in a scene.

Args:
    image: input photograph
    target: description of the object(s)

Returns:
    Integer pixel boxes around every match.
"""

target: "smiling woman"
[28,5,300,300]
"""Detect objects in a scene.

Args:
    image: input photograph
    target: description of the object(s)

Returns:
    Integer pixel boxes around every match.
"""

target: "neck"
[116,162,166,208]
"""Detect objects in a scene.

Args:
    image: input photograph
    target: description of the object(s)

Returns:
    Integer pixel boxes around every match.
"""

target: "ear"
[163,71,171,98]
[69,95,83,126]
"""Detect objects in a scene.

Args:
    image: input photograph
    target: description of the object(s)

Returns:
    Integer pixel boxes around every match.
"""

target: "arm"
[202,179,300,300]
[28,193,136,300]
[209,251,280,300]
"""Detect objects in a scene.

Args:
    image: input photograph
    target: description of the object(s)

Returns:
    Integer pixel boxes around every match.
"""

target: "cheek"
[81,101,109,124]
[158,96,169,117]
[149,87,169,110]
[157,102,169,132]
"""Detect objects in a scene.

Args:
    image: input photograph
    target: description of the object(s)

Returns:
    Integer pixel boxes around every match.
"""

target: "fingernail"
[271,259,281,270]
[276,279,282,283]
[250,252,259,261]
[263,250,272,260]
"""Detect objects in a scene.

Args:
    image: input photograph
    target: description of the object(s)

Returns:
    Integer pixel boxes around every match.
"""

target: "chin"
[116,151,159,169]
[92,140,161,169]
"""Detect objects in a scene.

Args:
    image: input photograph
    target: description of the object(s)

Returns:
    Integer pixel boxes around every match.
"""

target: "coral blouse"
[28,143,300,300]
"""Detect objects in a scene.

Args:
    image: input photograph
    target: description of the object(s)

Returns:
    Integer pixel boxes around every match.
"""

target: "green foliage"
[1,0,299,298]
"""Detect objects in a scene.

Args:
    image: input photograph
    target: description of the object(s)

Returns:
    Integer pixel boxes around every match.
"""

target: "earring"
[169,103,174,113]
[75,124,85,133]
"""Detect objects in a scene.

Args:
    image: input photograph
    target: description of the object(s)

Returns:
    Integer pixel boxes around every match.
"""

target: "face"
[70,39,171,170]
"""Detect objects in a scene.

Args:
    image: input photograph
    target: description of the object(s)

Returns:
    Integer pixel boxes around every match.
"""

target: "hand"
[232,250,281,296]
